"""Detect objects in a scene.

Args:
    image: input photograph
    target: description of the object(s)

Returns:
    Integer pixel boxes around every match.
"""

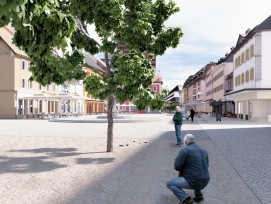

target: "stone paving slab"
[196,117,271,204]
[0,114,266,204]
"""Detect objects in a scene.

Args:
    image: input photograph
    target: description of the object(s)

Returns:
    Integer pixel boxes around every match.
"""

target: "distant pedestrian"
[173,106,183,146]
[167,134,210,204]
[190,108,195,122]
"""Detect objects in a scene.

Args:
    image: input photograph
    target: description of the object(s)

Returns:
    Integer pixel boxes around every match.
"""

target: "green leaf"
[0,0,7,6]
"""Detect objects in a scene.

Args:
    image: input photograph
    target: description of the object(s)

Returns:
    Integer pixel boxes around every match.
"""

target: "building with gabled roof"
[0,25,105,118]
[225,15,271,121]
[0,25,62,119]
[182,63,216,113]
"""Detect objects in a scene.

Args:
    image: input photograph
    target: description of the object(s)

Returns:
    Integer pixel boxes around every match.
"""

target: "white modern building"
[225,15,271,121]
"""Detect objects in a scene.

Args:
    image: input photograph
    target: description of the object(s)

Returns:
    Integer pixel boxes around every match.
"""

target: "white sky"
[157,0,271,90]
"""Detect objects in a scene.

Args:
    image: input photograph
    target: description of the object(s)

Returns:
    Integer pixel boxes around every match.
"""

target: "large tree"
[0,0,183,152]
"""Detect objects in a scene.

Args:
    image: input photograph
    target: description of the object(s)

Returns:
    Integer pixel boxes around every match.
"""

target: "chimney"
[245,28,251,35]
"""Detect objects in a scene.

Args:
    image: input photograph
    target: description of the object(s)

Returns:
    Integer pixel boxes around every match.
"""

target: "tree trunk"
[105,52,114,152]
[107,94,114,152]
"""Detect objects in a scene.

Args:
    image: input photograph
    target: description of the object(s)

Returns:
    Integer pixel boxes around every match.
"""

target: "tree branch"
[75,18,101,47]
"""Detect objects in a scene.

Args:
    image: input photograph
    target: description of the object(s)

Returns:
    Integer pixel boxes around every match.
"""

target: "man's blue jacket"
[174,142,210,190]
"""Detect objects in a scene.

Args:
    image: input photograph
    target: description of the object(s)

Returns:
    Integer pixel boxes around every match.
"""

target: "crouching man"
[167,134,210,204]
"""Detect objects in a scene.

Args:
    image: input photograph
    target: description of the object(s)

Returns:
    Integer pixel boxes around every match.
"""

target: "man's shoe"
[176,143,183,145]
[193,194,204,202]
[181,196,194,204]
[176,144,183,147]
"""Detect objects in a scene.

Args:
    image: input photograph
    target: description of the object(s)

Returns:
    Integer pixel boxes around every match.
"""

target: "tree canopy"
[0,0,183,151]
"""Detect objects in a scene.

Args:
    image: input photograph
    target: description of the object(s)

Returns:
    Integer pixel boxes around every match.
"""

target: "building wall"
[14,57,31,91]
[224,62,234,102]
[149,83,161,93]
[1,27,66,118]
[199,79,205,101]
[204,67,213,102]
[233,36,256,90]
[261,31,271,87]
[83,67,105,114]
[0,92,16,119]
[0,38,16,118]
[0,41,15,90]
[254,100,271,118]
[182,88,188,105]
[212,64,224,101]
[187,85,194,103]
[231,30,271,121]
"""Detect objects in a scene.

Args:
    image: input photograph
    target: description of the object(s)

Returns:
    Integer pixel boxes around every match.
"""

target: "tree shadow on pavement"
[0,155,67,174]
[76,157,115,165]
[0,148,115,174]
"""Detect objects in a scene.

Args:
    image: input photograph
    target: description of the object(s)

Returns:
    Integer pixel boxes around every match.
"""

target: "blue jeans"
[174,124,182,144]
[167,177,202,202]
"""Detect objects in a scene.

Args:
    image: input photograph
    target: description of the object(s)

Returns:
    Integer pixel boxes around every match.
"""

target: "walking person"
[167,134,210,204]
[173,106,183,146]
[190,108,195,122]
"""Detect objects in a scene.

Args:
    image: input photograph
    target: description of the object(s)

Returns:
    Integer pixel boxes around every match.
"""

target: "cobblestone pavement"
[0,114,269,204]
[196,117,271,204]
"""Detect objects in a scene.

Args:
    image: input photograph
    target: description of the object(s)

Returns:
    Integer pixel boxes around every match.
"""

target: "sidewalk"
[0,114,269,203]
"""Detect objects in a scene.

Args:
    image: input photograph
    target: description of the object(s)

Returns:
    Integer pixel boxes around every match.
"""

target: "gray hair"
[176,106,181,112]
[184,134,195,145]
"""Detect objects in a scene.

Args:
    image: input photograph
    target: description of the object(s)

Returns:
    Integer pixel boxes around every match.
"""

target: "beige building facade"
[0,26,105,119]
[0,26,83,119]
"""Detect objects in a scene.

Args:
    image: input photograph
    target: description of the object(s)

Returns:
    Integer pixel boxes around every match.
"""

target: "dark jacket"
[174,142,210,190]
[190,109,195,117]
[173,112,183,125]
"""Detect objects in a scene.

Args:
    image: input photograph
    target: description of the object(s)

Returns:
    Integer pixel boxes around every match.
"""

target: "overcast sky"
[158,0,271,90]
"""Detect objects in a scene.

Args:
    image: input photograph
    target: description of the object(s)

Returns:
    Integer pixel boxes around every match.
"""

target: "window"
[39,84,42,90]
[250,68,254,80]
[21,78,26,88]
[241,52,244,64]
[235,56,241,68]
[250,44,254,58]
[235,76,238,86]
[228,81,232,90]
[21,60,27,70]
[237,75,240,86]
[28,79,32,89]
[153,86,157,92]
[47,85,50,91]
[52,84,56,92]
[245,70,249,82]
[246,49,249,60]
[241,73,244,84]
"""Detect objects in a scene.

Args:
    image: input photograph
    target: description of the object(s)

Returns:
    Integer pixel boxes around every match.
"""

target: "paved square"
[0,114,270,203]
